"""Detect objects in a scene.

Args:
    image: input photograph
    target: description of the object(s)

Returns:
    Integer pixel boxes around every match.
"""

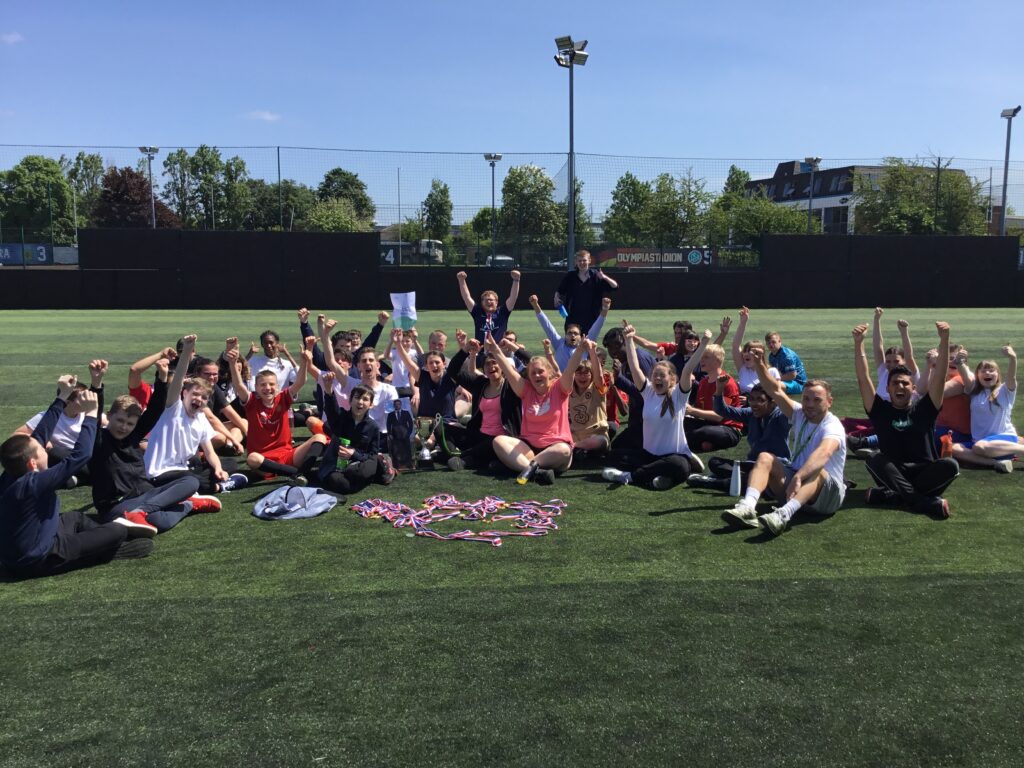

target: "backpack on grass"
[252,485,338,520]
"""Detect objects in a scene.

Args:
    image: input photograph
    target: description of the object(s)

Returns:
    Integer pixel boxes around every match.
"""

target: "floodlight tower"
[1000,106,1021,236]
[484,153,502,262]
[554,36,588,261]
[139,146,160,229]
[805,156,821,234]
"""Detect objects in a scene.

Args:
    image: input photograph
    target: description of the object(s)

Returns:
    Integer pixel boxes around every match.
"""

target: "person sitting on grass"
[192,354,246,456]
[683,343,744,453]
[920,343,972,454]
[600,324,708,491]
[444,333,523,472]
[89,358,221,535]
[14,378,93,488]
[721,348,847,537]
[853,321,958,519]
[127,344,178,410]
[687,380,791,493]
[632,318,730,380]
[245,330,298,391]
[730,306,780,396]
[143,335,247,495]
[846,308,922,455]
[457,269,521,344]
[226,341,327,486]
[602,325,658,451]
[739,311,808,395]
[1,377,154,578]
[950,344,1024,473]
[486,329,586,485]
[568,338,611,461]
[528,293,611,370]
[317,378,394,496]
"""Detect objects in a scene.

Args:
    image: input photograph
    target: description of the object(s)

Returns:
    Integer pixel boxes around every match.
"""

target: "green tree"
[421,179,452,241]
[161,149,199,225]
[92,167,181,229]
[245,179,318,230]
[706,188,809,246]
[0,155,76,244]
[469,206,495,241]
[189,145,226,230]
[722,164,751,196]
[499,164,561,258]
[303,198,373,232]
[221,156,252,230]
[317,168,376,221]
[645,170,712,247]
[60,151,106,226]
[853,157,987,235]
[603,171,653,245]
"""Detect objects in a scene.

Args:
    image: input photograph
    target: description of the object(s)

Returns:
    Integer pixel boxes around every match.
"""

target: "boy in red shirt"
[226,345,327,484]
[684,343,744,452]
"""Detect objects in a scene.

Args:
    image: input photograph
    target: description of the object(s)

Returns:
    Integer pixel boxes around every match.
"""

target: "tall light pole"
[483,153,502,262]
[805,156,821,234]
[554,36,588,262]
[1000,106,1021,237]
[139,146,159,229]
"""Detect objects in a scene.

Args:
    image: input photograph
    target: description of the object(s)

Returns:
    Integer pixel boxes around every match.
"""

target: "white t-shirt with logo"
[787,403,847,494]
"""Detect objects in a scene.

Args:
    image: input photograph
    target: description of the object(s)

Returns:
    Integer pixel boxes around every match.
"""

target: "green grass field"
[1,308,1023,768]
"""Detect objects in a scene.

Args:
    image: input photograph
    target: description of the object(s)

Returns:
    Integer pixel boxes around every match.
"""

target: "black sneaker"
[651,475,675,490]
[865,487,896,505]
[377,453,397,485]
[687,473,728,491]
[535,468,555,485]
[113,539,155,560]
[847,435,868,451]
[446,456,466,472]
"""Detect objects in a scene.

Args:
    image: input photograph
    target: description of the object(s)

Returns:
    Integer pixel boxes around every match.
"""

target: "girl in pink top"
[485,332,588,485]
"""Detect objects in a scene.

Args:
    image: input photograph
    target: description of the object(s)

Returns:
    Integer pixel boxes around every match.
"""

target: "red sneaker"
[114,510,158,538]
[187,495,223,514]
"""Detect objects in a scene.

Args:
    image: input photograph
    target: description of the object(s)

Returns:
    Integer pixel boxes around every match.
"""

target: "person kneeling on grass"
[1,378,154,578]
[226,343,327,485]
[722,348,847,537]
[486,330,587,486]
[853,321,958,519]
[600,324,708,491]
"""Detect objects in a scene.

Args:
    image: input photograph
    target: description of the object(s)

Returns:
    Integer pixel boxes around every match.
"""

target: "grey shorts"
[783,465,845,515]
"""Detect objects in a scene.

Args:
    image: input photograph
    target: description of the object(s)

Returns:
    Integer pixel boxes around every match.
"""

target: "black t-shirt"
[557,269,614,331]
[869,394,939,464]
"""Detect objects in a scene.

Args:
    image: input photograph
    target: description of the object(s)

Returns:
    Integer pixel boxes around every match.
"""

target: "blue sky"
[2,0,1022,219]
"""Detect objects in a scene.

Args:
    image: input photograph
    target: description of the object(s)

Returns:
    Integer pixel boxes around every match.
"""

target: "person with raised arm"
[528,293,611,370]
[457,269,520,343]
[143,335,247,495]
[2,376,155,576]
[600,324,708,491]
[721,348,846,537]
[950,343,1024,472]
[730,306,780,396]
[487,328,586,486]
[852,321,958,518]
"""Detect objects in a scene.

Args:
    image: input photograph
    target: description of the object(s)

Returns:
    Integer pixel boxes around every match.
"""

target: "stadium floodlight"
[138,146,160,229]
[804,157,821,234]
[1000,107,1021,236]
[553,36,590,260]
[483,154,503,262]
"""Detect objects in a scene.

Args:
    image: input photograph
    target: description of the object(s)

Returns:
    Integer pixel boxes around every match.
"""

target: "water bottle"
[336,438,351,471]
[729,462,742,497]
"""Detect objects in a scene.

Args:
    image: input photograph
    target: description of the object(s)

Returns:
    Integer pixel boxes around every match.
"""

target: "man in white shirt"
[722,348,848,536]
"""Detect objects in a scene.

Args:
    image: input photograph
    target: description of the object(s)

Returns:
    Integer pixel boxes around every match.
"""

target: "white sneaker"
[759,509,787,536]
[602,467,630,484]
[993,459,1014,474]
[721,502,758,528]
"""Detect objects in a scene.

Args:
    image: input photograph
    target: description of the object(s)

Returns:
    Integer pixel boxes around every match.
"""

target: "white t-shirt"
[24,411,85,457]
[640,383,693,457]
[247,355,297,390]
[787,403,847,494]
[333,378,400,433]
[875,364,922,402]
[143,399,215,478]
[737,365,781,393]
[389,348,413,389]
[969,385,1016,440]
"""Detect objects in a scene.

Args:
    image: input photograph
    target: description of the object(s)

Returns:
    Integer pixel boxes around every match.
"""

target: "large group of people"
[2,250,1020,578]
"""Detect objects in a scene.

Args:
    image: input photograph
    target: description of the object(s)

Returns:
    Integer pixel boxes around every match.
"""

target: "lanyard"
[789,415,822,464]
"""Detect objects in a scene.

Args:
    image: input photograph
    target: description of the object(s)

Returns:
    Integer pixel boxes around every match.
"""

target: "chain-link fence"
[1,144,1021,267]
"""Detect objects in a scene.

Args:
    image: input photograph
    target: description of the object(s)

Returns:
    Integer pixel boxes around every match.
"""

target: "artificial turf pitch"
[1,308,1022,768]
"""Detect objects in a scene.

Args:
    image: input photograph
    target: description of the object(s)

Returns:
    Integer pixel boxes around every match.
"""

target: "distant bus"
[380,239,444,265]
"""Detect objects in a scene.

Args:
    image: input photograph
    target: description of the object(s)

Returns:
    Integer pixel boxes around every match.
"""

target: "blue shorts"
[959,432,1020,460]
[781,379,804,395]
